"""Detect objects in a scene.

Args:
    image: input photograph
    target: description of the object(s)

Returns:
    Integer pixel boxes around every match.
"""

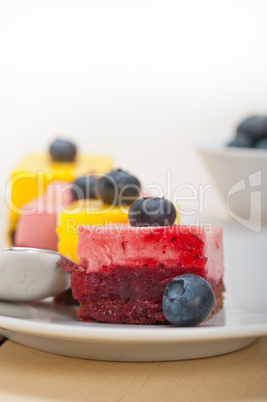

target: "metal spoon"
[0,247,78,302]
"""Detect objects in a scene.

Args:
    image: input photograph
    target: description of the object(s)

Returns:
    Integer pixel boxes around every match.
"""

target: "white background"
[0,0,267,219]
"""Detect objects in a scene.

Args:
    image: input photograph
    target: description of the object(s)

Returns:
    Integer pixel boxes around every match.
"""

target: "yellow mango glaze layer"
[57,200,180,263]
[9,153,113,233]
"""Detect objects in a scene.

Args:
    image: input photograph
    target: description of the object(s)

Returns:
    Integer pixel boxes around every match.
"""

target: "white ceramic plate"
[0,300,266,361]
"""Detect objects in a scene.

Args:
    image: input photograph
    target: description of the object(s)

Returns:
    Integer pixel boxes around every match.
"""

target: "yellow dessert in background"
[57,200,130,262]
[9,153,113,232]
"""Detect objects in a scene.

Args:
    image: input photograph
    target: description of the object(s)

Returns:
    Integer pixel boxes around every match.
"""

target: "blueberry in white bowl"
[237,116,267,140]
[255,137,267,149]
[228,115,267,149]
[228,131,255,148]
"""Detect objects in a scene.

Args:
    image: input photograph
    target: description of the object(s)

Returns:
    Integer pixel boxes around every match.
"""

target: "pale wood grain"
[0,337,266,402]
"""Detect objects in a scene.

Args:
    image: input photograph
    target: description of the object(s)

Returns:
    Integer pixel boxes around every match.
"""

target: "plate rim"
[1,308,267,343]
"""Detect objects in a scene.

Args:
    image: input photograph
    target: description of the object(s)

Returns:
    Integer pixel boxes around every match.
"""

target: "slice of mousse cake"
[64,198,224,325]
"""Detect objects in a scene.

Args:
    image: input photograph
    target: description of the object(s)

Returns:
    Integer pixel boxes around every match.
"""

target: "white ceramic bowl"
[198,143,267,227]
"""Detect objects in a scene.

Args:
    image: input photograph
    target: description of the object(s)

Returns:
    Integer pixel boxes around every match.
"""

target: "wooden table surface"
[0,335,266,402]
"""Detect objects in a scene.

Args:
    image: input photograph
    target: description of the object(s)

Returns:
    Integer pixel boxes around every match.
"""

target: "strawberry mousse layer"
[66,225,224,324]
[14,181,73,250]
